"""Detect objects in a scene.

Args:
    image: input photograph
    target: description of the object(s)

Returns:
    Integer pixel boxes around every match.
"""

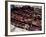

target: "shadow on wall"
[5,36,16,37]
